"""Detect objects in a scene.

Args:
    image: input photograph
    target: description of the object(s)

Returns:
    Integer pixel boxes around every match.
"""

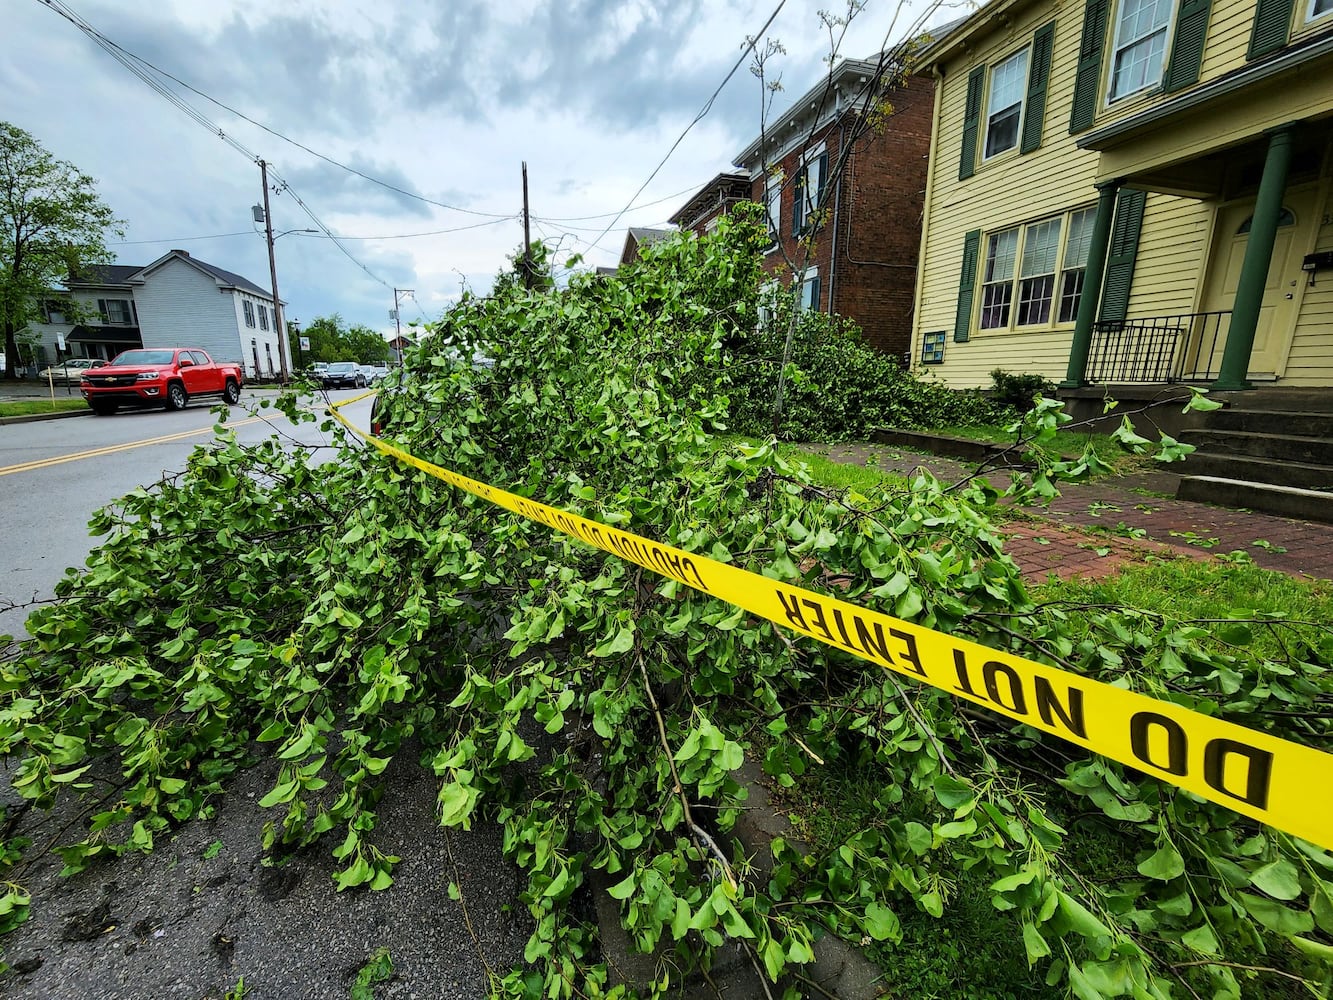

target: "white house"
[22,250,283,379]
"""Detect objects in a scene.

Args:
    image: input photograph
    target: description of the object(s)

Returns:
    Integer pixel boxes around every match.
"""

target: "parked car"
[320,361,367,389]
[81,348,244,415]
[37,358,106,384]
[361,364,390,384]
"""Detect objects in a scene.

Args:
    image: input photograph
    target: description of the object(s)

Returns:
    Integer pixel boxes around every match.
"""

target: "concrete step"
[1180,428,1333,465]
[1203,409,1333,438]
[1181,452,1333,492]
[1176,476,1333,524]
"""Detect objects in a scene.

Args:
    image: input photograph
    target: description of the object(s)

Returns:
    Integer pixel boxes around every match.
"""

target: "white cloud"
[7,0,949,335]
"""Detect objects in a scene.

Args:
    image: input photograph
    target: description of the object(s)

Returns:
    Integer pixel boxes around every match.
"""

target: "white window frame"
[794,145,827,234]
[798,268,819,312]
[258,304,269,331]
[766,178,782,245]
[983,48,1029,161]
[1309,0,1333,22]
[243,300,256,328]
[977,207,1097,333]
[1107,0,1177,104]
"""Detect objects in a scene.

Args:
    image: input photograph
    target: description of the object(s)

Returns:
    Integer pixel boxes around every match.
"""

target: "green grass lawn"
[0,398,87,418]
[935,422,1156,477]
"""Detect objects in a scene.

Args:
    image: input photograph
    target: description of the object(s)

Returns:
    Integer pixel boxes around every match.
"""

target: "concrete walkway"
[809,443,1333,583]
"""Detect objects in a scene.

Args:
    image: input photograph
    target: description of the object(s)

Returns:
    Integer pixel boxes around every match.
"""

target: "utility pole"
[521,161,532,290]
[258,159,291,381]
[392,288,413,365]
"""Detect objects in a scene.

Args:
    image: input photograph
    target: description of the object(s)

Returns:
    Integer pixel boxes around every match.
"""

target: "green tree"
[0,122,122,379]
[292,314,393,367]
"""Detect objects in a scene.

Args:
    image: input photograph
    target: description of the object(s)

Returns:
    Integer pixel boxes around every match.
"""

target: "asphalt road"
[0,387,533,998]
[0,389,372,640]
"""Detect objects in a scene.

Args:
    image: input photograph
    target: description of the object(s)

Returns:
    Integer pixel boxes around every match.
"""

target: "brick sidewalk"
[808,443,1333,583]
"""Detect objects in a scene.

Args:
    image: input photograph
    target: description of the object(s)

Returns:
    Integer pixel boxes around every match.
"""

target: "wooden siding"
[132,258,253,371]
[1123,194,1212,316]
[1283,185,1333,386]
[914,2,1103,387]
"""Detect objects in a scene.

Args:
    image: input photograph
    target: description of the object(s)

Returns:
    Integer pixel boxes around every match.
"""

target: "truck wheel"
[164,382,187,411]
[224,379,241,404]
[91,401,117,416]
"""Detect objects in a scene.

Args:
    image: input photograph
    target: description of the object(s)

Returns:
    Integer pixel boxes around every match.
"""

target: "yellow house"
[911,0,1333,394]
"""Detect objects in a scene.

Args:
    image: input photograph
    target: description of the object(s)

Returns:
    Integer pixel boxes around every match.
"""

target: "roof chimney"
[172,249,190,258]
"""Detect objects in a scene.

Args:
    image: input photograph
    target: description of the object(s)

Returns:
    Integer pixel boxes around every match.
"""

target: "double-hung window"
[793,149,827,234]
[1311,0,1333,21]
[985,50,1029,159]
[1058,208,1096,322]
[977,208,1095,332]
[1109,0,1174,101]
[99,298,133,325]
[258,304,270,331]
[243,300,256,327]
[798,269,820,312]
[1017,219,1061,325]
[980,229,1019,329]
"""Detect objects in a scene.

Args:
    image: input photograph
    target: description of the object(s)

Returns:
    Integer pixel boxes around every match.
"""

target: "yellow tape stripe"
[330,401,1333,851]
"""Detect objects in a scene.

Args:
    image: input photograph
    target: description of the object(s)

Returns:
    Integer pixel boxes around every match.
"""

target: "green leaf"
[1137,845,1185,881]
[591,625,634,657]
[863,902,900,942]
[1291,936,1333,963]
[607,874,637,900]
[1239,892,1315,935]
[1022,922,1051,964]
[1250,858,1302,900]
[933,774,974,811]
[1056,890,1112,940]
[1180,922,1219,955]
[258,779,298,808]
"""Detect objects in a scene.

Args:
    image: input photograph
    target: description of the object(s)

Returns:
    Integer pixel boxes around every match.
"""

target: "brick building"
[731,56,937,363]
[667,172,753,236]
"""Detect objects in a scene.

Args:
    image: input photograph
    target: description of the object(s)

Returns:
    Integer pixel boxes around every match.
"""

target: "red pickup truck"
[81,348,244,415]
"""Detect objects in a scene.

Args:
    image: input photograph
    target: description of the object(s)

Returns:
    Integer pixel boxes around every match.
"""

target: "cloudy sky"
[4,0,949,337]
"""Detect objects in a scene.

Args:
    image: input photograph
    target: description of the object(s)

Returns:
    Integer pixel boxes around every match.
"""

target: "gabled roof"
[918,4,1021,67]
[628,227,673,244]
[126,250,274,300]
[668,172,752,227]
[65,264,140,287]
[619,227,675,265]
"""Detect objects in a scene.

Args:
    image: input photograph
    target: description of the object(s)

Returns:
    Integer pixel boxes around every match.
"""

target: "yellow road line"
[0,415,267,478]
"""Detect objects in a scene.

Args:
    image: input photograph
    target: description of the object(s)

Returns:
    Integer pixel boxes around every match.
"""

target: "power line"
[110,216,515,247]
[40,0,402,292]
[38,0,514,220]
[585,0,788,256]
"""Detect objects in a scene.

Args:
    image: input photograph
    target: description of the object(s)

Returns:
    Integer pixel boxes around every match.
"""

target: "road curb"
[0,409,90,425]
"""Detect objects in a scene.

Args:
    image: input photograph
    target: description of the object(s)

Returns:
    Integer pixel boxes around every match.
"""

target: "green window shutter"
[1164,0,1211,91]
[954,229,982,342]
[1021,22,1056,153]
[1098,189,1147,322]
[809,275,822,311]
[1247,0,1292,59]
[1069,0,1109,134]
[959,66,985,180]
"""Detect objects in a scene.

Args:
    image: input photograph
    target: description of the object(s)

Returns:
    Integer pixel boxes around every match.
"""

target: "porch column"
[1212,124,1295,391]
[1062,179,1122,388]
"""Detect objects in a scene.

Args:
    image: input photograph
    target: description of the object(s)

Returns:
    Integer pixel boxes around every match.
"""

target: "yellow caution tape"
[330,395,1333,851]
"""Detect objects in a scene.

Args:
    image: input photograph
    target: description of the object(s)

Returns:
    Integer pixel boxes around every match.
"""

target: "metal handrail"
[1088,311,1232,384]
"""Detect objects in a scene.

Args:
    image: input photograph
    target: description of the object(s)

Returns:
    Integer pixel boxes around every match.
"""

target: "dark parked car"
[320,361,366,389]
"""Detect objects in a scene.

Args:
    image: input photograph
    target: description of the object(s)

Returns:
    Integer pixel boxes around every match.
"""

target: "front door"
[1198,185,1318,379]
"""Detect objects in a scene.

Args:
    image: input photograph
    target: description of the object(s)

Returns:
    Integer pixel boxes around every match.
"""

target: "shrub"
[725,294,1003,441]
[989,369,1057,414]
